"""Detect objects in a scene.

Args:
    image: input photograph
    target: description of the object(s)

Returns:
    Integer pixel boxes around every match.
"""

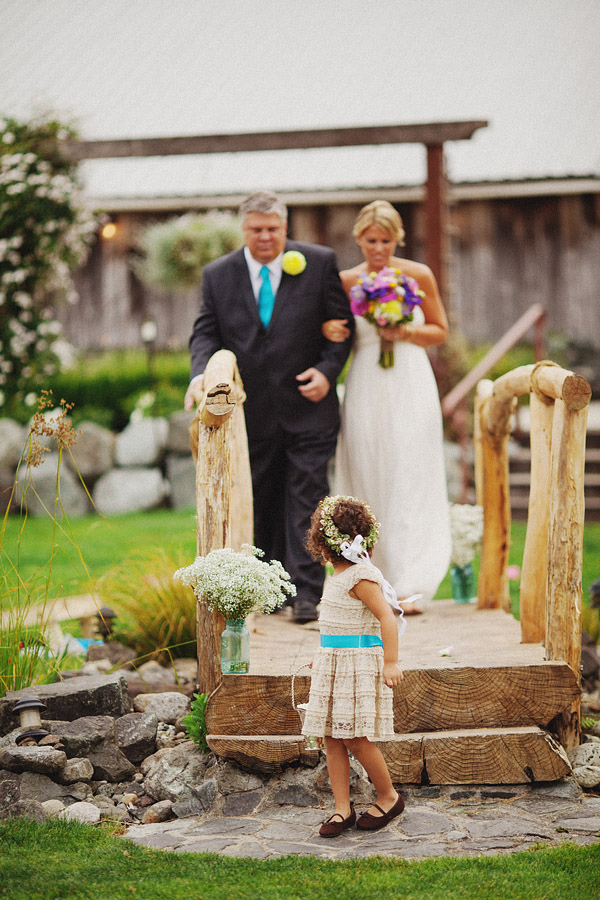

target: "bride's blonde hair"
[352,200,405,247]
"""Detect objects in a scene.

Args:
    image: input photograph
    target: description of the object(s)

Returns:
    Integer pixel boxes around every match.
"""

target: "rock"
[213,761,263,795]
[133,692,190,724]
[0,674,131,736]
[172,779,217,818]
[93,467,168,514]
[141,741,209,803]
[172,658,198,683]
[156,724,179,749]
[41,798,66,816]
[65,421,115,479]
[16,453,91,517]
[87,642,137,669]
[223,791,262,817]
[122,792,139,805]
[142,799,173,824]
[0,466,16,514]
[87,743,136,782]
[40,716,116,758]
[115,712,158,764]
[166,411,195,454]
[56,757,95,784]
[568,742,600,769]
[59,801,102,825]
[0,770,22,815]
[272,783,319,808]
[136,660,177,685]
[165,454,196,510]
[1,799,48,822]
[0,419,25,467]
[572,764,600,789]
[115,418,169,467]
[0,746,67,775]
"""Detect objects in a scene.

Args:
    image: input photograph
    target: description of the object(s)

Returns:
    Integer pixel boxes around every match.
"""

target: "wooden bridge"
[191,351,589,785]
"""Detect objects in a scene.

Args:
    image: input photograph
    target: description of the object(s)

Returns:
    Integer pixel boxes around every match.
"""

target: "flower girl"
[302,495,405,837]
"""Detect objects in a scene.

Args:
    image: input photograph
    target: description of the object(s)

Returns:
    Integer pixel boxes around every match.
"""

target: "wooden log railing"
[441,303,547,501]
[475,361,591,749]
[189,350,253,694]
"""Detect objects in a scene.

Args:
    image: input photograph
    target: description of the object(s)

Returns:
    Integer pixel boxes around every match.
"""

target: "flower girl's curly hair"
[306,495,379,564]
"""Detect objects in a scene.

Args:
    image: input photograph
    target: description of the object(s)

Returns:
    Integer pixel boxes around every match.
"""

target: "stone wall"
[0,411,197,517]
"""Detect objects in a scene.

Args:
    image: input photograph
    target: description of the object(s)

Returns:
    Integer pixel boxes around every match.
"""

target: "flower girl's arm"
[351,579,403,687]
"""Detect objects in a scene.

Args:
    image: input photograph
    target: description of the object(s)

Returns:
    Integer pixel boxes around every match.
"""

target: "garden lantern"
[13,696,49,746]
[95,606,117,639]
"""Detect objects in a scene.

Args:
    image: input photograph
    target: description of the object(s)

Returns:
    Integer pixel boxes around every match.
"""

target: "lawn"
[2,510,600,617]
[0,818,597,900]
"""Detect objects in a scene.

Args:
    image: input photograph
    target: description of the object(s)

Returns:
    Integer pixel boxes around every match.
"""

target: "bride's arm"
[380,264,448,348]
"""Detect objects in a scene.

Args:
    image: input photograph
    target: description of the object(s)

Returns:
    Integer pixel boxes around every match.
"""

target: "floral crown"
[319,495,380,553]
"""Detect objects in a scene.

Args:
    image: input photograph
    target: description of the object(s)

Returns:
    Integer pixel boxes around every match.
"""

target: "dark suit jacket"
[189,240,354,441]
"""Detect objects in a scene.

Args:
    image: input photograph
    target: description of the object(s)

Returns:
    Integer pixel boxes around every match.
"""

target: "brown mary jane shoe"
[319,805,356,837]
[356,794,405,831]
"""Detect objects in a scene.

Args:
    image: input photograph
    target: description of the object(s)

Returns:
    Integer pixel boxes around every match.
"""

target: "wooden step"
[378,726,571,784]
[206,734,319,775]
[205,662,579,736]
[206,726,571,784]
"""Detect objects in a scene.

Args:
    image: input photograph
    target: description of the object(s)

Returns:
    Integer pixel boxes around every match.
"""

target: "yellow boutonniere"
[282,250,307,276]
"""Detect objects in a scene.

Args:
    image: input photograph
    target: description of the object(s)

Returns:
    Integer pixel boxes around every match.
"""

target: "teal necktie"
[258,265,275,328]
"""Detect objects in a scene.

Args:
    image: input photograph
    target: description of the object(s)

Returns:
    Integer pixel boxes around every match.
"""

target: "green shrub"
[181,691,210,752]
[98,547,198,662]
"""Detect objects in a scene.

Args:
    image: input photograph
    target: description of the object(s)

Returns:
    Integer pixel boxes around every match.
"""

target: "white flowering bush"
[0,116,96,416]
[449,503,484,567]
[174,544,296,620]
[134,212,242,293]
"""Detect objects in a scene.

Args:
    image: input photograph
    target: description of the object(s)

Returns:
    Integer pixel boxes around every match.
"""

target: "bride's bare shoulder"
[339,264,365,291]
[393,256,432,279]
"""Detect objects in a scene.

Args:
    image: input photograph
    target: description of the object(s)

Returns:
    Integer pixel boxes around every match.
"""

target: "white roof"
[1,0,599,201]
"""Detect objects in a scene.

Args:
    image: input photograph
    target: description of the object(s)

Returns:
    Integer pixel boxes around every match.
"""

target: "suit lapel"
[269,243,299,330]
[232,249,261,325]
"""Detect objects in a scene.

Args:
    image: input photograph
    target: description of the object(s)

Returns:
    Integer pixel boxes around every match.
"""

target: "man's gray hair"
[239,191,288,223]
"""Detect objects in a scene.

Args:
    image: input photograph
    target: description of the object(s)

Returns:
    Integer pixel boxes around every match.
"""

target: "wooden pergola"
[62,120,487,299]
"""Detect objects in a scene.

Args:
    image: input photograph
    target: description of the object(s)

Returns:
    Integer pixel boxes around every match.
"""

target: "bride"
[324,200,451,613]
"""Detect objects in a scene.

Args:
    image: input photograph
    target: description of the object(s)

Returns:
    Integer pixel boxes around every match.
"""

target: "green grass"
[434,521,600,619]
[3,511,600,617]
[1,509,197,604]
[0,818,597,900]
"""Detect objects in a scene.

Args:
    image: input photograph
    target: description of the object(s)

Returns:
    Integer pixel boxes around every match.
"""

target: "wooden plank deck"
[207,600,578,782]
[247,599,547,675]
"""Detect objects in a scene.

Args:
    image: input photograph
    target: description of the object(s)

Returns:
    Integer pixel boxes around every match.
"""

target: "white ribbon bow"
[339,535,421,639]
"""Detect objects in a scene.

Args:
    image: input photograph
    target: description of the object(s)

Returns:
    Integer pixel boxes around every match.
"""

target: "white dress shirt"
[244,246,283,301]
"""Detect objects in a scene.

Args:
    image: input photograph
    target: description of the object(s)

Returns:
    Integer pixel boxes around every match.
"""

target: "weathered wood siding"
[58,193,600,350]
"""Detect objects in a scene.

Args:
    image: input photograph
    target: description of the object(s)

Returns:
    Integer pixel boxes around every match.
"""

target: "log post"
[519,387,554,642]
[190,350,253,694]
[545,399,588,749]
[474,380,493,508]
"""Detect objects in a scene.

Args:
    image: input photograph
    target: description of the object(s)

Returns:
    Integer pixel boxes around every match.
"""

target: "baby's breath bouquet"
[174,544,296,620]
[449,503,484,567]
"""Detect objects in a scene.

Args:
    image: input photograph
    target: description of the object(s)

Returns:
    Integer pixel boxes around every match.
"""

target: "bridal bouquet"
[174,544,296,620]
[349,266,424,368]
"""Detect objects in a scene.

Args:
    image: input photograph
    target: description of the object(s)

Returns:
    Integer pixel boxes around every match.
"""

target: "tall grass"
[0,392,98,695]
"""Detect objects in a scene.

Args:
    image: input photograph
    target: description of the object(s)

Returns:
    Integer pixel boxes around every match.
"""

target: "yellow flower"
[282,250,307,276]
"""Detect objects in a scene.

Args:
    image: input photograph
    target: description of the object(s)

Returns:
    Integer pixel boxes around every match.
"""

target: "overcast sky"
[1,0,599,191]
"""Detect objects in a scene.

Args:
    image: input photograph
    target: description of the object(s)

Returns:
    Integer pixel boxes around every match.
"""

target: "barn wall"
[58,192,600,351]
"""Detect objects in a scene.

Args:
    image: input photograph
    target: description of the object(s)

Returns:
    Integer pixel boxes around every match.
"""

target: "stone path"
[124,779,600,860]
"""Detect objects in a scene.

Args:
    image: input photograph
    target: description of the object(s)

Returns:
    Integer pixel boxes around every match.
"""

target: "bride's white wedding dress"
[334,308,451,603]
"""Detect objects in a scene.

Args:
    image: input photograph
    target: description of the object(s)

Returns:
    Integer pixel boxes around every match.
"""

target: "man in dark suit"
[185,191,354,622]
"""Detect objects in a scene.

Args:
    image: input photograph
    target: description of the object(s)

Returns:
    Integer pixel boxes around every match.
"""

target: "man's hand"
[184,374,204,411]
[296,368,330,403]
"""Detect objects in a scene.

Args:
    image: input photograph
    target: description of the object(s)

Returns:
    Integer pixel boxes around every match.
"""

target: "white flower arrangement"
[449,503,484,567]
[174,544,296,621]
